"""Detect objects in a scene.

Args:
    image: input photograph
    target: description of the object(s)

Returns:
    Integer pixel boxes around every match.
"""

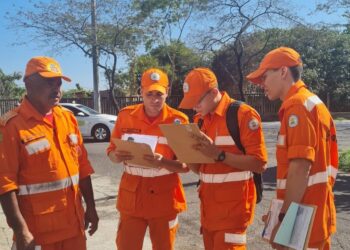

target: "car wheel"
[92,124,110,142]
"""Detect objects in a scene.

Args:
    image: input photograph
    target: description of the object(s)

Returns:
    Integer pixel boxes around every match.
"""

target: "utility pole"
[91,0,101,112]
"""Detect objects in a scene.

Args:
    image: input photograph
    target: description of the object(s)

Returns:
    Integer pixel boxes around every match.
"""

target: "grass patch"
[334,117,348,121]
[339,149,350,172]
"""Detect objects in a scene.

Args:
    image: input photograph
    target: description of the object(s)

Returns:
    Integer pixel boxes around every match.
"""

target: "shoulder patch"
[248,118,260,130]
[288,114,299,128]
[0,110,18,127]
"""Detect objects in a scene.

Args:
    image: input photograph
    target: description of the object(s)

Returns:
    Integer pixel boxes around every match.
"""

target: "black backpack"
[197,101,264,204]
[226,101,264,203]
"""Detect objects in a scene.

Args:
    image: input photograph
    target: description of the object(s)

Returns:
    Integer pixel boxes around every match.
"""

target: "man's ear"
[211,88,219,96]
[280,66,289,79]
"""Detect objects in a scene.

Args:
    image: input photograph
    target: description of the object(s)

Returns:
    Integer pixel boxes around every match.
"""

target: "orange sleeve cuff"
[0,182,18,196]
[79,164,94,180]
[287,145,315,162]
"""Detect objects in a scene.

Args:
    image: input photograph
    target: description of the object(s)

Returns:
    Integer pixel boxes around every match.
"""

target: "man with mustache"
[107,68,189,250]
[246,47,338,249]
[0,57,99,250]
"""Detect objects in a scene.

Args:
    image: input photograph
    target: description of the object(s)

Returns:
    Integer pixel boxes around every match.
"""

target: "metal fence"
[1,94,349,119]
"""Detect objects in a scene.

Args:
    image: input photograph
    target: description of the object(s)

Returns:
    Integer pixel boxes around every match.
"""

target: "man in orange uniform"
[246,47,338,250]
[107,68,189,250]
[0,57,99,250]
[179,67,267,250]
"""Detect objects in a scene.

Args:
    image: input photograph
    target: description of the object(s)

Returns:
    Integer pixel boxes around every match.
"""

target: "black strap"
[225,100,263,204]
[226,101,245,154]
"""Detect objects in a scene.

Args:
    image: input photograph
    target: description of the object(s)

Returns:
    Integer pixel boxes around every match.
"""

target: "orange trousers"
[11,231,86,250]
[202,227,247,250]
[308,237,331,250]
[116,213,179,250]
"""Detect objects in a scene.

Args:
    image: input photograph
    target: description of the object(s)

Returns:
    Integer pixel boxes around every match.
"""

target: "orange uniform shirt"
[195,92,267,231]
[107,103,189,218]
[0,98,94,245]
[276,80,338,244]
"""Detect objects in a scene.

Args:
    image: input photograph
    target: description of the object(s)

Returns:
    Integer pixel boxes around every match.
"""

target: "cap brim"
[39,72,72,82]
[246,67,266,85]
[143,84,167,94]
[178,94,202,109]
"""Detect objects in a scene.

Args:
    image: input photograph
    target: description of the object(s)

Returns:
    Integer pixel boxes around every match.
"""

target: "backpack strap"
[226,101,245,154]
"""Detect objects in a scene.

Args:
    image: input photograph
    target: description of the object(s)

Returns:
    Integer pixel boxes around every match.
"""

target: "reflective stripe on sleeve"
[277,171,328,190]
[214,136,235,146]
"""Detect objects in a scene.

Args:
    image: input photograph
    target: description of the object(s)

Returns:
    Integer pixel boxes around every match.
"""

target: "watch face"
[218,151,225,161]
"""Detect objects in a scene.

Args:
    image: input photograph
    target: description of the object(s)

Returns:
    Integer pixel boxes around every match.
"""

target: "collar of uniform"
[19,97,46,122]
[212,91,232,117]
[282,80,306,102]
[278,80,306,119]
[130,103,170,124]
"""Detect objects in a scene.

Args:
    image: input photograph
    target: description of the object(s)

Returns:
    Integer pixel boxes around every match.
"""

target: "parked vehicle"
[60,103,117,142]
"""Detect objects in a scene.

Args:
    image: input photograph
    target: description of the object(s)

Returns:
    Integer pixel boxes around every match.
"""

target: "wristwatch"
[215,151,226,162]
[278,212,286,222]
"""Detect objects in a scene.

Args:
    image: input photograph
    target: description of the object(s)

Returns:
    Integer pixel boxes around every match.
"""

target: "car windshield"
[76,104,100,115]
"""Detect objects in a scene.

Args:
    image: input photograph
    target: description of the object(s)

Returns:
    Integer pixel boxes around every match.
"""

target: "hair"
[288,64,303,82]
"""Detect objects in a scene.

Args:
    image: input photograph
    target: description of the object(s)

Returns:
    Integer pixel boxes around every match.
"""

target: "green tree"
[8,0,147,112]
[130,42,208,96]
[133,0,209,95]
[200,0,300,101]
[0,69,25,99]
[212,26,350,109]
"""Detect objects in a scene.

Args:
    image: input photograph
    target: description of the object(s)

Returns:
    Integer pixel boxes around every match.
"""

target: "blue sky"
[0,0,346,91]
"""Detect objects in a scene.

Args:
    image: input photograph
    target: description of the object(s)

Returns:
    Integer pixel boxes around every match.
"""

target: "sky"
[0,0,347,91]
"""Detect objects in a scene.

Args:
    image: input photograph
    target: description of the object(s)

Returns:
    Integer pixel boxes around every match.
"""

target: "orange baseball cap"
[141,68,169,94]
[246,47,302,84]
[178,67,218,109]
[24,56,71,82]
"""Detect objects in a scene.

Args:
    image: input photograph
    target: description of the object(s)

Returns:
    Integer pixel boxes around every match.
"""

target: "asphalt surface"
[1,121,350,249]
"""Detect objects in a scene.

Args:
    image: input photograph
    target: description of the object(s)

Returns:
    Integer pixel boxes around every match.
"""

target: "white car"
[60,103,117,142]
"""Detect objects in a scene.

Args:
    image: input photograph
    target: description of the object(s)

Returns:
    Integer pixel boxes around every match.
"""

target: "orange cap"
[246,47,302,84]
[141,68,169,94]
[178,67,218,109]
[24,56,71,82]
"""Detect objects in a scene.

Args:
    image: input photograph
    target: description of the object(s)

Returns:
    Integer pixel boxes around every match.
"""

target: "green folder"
[273,202,316,250]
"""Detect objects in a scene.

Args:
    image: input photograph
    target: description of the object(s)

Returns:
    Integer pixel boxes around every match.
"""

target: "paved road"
[1,121,350,249]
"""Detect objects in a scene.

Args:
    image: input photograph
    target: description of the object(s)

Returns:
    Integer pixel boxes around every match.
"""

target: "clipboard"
[111,138,156,168]
[159,123,215,164]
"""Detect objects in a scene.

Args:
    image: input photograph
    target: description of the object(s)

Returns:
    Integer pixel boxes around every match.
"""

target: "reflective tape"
[25,138,50,155]
[158,136,168,145]
[277,135,285,146]
[69,133,78,145]
[304,95,323,112]
[200,171,252,184]
[12,243,41,250]
[124,165,172,177]
[215,136,235,146]
[327,165,338,179]
[277,171,328,190]
[18,174,79,195]
[224,233,247,244]
[169,215,178,229]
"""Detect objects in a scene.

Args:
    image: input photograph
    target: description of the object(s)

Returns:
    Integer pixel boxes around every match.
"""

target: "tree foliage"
[0,69,25,99]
